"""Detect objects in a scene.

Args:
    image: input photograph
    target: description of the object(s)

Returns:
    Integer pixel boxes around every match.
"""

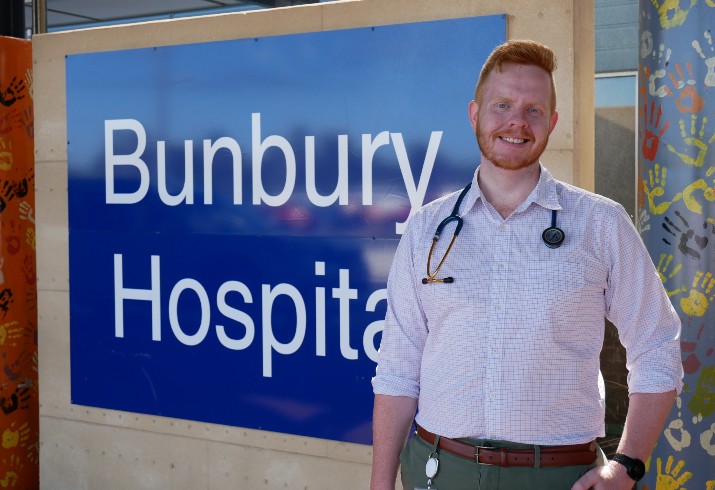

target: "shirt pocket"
[520,259,609,357]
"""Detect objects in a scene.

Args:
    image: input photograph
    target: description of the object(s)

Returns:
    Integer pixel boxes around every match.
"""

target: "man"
[370,40,683,490]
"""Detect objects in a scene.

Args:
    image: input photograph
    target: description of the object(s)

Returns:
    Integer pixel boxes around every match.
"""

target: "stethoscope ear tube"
[423,183,472,284]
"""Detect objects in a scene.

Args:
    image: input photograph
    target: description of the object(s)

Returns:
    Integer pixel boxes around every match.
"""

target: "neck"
[477,158,541,219]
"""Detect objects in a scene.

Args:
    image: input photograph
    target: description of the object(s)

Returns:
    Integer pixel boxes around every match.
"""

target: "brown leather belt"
[416,426,597,467]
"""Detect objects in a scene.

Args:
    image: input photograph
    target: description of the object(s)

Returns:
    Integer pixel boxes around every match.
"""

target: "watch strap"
[612,453,646,481]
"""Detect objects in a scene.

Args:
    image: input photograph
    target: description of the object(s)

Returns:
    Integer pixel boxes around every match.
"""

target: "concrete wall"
[595,0,638,73]
[34,1,594,488]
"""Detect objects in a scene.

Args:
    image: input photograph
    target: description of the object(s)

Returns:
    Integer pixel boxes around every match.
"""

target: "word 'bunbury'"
[105,114,444,234]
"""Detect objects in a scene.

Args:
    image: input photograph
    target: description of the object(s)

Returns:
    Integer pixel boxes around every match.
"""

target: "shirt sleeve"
[371,214,429,399]
[604,204,684,395]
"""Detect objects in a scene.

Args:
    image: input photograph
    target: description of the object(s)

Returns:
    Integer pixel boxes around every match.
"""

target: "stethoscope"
[422,183,565,284]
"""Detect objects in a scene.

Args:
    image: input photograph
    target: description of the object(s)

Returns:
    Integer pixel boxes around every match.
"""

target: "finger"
[676,471,694,486]
[571,467,599,490]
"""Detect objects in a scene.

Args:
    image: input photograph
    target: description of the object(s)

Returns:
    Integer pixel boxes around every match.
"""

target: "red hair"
[474,40,558,112]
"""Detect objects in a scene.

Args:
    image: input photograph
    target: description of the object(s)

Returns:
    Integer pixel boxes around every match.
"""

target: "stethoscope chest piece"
[542,226,564,248]
[542,209,565,249]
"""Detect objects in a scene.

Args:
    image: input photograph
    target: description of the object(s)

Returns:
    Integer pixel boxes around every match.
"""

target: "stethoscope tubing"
[422,183,565,284]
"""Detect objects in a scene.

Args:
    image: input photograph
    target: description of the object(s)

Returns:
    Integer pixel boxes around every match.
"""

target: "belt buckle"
[474,445,495,465]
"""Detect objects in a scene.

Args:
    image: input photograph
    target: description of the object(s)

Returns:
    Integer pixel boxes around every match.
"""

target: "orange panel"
[0,35,38,488]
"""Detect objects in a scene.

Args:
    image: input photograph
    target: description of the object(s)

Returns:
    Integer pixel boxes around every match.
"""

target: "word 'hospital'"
[105,114,444,234]
[114,254,387,377]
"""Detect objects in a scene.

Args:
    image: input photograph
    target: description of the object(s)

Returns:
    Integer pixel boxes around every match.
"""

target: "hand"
[571,460,636,490]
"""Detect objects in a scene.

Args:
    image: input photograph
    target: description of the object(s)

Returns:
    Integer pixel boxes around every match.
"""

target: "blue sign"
[66,15,506,444]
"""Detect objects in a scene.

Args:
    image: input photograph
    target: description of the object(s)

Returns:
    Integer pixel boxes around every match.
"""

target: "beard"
[475,116,549,171]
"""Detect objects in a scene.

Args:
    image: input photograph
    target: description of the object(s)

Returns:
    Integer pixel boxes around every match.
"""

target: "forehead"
[481,62,552,101]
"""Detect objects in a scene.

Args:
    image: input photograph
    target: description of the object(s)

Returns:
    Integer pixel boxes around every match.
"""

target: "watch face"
[630,461,646,480]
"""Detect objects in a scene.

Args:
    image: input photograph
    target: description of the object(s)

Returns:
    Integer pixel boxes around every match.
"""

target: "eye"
[528,107,545,116]
[495,102,509,109]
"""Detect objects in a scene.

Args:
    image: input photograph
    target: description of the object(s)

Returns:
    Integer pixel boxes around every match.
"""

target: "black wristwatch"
[612,453,646,481]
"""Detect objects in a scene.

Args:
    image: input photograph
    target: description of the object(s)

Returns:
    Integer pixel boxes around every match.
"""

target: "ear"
[549,111,559,134]
[468,100,479,132]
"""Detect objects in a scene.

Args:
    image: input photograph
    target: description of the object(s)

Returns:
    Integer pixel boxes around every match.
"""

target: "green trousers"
[399,432,605,490]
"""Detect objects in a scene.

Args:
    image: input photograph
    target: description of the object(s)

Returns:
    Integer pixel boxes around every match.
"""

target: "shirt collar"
[530,164,562,211]
[464,163,562,215]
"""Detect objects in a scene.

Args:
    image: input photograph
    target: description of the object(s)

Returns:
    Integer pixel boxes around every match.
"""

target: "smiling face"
[469,62,558,171]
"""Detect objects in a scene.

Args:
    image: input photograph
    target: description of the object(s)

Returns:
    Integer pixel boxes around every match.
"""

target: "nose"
[507,110,528,127]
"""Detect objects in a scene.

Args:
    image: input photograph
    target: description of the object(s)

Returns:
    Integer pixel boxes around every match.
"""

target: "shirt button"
[494,304,501,311]
[492,348,498,354]
[498,263,505,270]
[489,393,496,399]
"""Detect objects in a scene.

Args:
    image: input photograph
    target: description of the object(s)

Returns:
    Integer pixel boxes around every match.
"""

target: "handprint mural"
[639,1,715,487]
[0,36,37,487]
